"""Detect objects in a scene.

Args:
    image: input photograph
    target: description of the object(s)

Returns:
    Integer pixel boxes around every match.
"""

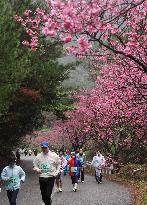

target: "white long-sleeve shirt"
[33,151,61,178]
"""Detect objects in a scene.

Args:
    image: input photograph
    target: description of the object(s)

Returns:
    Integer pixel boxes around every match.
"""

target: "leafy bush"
[118,164,147,181]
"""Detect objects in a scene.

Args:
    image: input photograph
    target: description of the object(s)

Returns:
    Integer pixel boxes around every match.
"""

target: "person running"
[91,151,105,184]
[77,148,86,182]
[63,150,70,175]
[56,150,67,192]
[68,152,81,192]
[1,155,25,205]
[33,141,61,205]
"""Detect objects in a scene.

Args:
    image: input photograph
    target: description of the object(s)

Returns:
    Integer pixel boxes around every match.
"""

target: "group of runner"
[1,140,105,205]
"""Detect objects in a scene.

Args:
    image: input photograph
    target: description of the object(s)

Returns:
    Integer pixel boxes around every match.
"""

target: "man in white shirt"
[91,151,105,183]
[33,141,61,205]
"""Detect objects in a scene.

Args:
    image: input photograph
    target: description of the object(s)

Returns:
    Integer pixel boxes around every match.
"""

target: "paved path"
[0,156,133,205]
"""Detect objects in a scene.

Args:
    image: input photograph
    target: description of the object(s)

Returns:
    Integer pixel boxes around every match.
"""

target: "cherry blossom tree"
[17,0,147,163]
[60,60,146,163]
[24,120,70,149]
[15,0,147,72]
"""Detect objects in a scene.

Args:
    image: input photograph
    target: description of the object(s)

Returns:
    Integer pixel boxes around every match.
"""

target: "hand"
[36,169,42,174]
[5,177,10,181]
[52,171,58,177]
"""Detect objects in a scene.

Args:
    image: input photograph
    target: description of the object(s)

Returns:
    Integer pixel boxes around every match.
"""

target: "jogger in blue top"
[1,155,25,205]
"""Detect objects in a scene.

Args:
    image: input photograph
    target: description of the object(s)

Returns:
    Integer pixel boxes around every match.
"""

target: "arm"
[91,157,95,167]
[33,156,41,174]
[53,155,61,176]
[19,167,25,182]
[67,159,71,165]
[63,157,67,168]
[1,168,9,181]
[84,154,86,162]
[101,157,106,167]
[83,154,86,166]
[79,160,82,168]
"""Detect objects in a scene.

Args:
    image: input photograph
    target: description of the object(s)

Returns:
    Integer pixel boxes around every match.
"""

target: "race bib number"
[39,163,50,173]
[7,176,18,186]
[71,167,78,173]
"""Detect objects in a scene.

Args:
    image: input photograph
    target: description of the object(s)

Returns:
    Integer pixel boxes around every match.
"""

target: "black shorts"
[71,176,78,184]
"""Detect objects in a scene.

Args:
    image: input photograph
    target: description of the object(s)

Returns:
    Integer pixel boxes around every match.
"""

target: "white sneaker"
[72,188,75,191]
[59,188,62,192]
[81,181,84,183]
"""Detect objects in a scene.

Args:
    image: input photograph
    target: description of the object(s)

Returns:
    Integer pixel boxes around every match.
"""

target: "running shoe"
[59,188,62,192]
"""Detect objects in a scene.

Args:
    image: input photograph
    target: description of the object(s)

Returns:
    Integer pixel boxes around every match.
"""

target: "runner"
[1,155,25,205]
[63,150,70,175]
[91,151,106,184]
[77,148,86,182]
[33,141,61,205]
[68,152,81,192]
[56,150,67,192]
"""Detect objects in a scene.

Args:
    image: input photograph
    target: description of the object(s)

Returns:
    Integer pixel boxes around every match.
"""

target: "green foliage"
[119,164,147,181]
[0,0,72,156]
[49,89,75,119]
[0,0,31,113]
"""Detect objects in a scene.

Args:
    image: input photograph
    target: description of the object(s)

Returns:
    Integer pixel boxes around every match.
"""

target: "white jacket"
[33,151,61,178]
[91,154,105,169]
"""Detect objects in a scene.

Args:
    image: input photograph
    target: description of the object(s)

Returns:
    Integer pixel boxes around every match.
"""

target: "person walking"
[91,151,105,184]
[56,150,67,192]
[33,141,61,205]
[1,155,25,205]
[77,148,86,182]
[68,152,81,192]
